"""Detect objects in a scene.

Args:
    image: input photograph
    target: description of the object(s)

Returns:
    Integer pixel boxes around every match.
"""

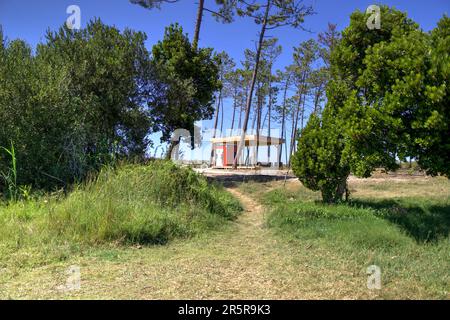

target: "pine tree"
[232,0,314,168]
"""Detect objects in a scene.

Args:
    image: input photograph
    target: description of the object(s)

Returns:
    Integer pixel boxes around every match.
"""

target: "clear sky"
[1,0,449,161]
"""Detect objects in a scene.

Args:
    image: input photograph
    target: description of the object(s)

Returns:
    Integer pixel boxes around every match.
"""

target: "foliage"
[291,113,350,203]
[211,51,236,142]
[151,24,220,151]
[411,15,450,176]
[0,161,242,250]
[293,7,450,202]
[0,19,155,191]
[333,8,449,178]
[130,0,237,51]
[130,0,180,10]
[131,0,235,23]
[219,0,313,28]
[232,0,314,167]
[317,22,340,68]
[216,51,236,99]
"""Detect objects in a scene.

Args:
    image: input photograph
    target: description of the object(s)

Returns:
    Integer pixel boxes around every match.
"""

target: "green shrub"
[0,161,242,249]
[0,20,155,191]
[291,114,350,203]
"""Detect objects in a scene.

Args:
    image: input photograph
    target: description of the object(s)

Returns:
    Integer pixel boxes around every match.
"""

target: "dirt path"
[0,187,371,299]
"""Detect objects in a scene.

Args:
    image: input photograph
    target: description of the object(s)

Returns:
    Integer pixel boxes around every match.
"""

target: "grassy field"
[0,162,241,277]
[0,169,448,299]
[240,175,449,299]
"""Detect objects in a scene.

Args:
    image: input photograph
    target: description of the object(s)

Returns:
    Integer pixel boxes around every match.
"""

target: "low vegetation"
[1,174,447,299]
[240,176,449,298]
[0,161,242,269]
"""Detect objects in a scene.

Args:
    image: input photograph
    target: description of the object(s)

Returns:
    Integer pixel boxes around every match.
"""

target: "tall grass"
[260,184,449,298]
[0,161,242,265]
[0,141,18,201]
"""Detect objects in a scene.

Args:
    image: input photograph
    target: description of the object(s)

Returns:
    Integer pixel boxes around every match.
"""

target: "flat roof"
[211,135,285,146]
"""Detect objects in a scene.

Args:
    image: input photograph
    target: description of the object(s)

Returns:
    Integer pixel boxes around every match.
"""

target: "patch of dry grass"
[1,175,448,299]
[0,189,383,300]
[348,176,449,200]
[247,175,449,299]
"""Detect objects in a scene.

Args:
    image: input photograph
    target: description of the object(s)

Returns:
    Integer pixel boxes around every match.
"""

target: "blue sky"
[1,0,449,161]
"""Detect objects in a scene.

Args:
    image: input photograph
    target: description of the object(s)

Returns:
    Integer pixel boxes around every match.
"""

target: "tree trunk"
[267,111,271,158]
[313,84,322,114]
[297,98,306,153]
[231,88,237,133]
[321,176,349,203]
[335,177,348,202]
[233,1,270,169]
[251,85,260,132]
[193,0,205,50]
[267,80,272,160]
[256,93,262,160]
[262,109,269,128]
[290,71,308,162]
[278,77,289,166]
[238,103,242,129]
[165,139,180,160]
[220,97,224,135]
[209,92,222,165]
[212,92,221,137]
[288,109,295,166]
[251,107,257,131]
[289,96,301,166]
[239,77,250,130]
[284,122,288,167]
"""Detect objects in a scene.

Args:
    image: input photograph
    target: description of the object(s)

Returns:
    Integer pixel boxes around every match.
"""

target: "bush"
[0,20,155,191]
[0,161,242,248]
[291,114,350,203]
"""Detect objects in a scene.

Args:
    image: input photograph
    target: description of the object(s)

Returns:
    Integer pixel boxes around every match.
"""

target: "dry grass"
[1,175,448,299]
[244,175,450,203]
[0,188,380,300]
[240,175,449,299]
[348,175,449,199]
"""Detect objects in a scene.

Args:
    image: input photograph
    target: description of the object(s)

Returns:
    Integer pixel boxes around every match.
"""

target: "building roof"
[211,135,285,146]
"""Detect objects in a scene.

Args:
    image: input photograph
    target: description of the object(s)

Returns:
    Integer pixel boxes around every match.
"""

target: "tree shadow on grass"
[349,198,450,243]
